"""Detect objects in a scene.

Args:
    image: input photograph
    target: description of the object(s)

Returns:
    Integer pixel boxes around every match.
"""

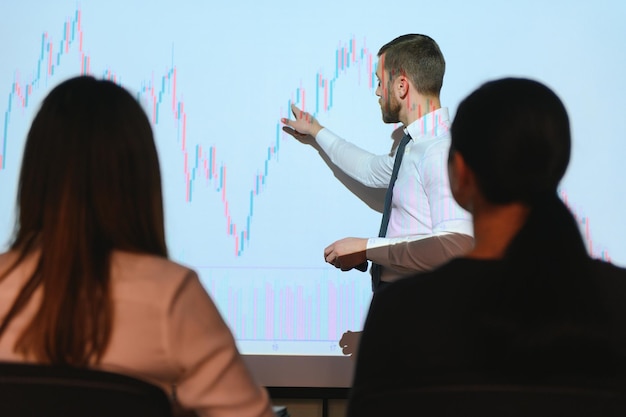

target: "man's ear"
[395,75,409,100]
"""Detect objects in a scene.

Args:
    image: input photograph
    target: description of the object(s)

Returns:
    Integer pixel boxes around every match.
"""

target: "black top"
[348,256,626,415]
[348,195,626,416]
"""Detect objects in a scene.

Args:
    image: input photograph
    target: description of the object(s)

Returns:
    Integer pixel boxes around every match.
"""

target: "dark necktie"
[370,133,411,291]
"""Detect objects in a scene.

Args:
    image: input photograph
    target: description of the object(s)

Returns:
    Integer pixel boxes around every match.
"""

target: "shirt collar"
[404,107,450,141]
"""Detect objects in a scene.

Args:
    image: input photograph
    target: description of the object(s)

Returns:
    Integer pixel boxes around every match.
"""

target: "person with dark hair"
[0,76,274,417]
[346,78,626,415]
[282,34,473,356]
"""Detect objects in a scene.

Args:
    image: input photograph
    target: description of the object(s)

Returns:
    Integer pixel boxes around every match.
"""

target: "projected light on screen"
[2,9,87,171]
[202,271,366,350]
[121,32,382,260]
[2,0,625,388]
[0,6,380,355]
[1,7,611,265]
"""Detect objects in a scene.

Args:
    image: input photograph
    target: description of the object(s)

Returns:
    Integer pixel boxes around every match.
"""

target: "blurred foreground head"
[449,77,570,207]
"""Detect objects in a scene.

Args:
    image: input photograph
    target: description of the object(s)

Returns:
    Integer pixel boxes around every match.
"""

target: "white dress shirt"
[315,108,473,281]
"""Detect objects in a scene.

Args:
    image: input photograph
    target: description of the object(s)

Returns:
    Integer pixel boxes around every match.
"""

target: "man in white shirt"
[282,34,473,355]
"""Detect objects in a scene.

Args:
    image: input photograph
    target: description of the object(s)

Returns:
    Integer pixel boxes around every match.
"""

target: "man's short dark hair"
[378,34,445,96]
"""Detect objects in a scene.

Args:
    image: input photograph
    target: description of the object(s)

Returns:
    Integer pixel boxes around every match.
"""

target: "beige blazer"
[0,250,274,417]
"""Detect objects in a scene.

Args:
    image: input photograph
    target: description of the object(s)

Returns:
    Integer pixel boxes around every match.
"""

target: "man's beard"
[381,94,401,124]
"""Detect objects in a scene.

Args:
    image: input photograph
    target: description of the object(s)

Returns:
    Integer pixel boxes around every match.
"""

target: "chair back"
[0,362,173,417]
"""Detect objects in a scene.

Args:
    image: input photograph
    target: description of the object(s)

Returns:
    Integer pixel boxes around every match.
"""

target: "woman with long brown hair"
[0,76,273,417]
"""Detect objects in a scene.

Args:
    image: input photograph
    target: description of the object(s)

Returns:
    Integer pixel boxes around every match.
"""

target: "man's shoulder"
[410,130,451,165]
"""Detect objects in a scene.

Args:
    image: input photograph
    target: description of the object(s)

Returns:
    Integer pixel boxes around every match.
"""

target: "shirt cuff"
[315,127,337,153]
